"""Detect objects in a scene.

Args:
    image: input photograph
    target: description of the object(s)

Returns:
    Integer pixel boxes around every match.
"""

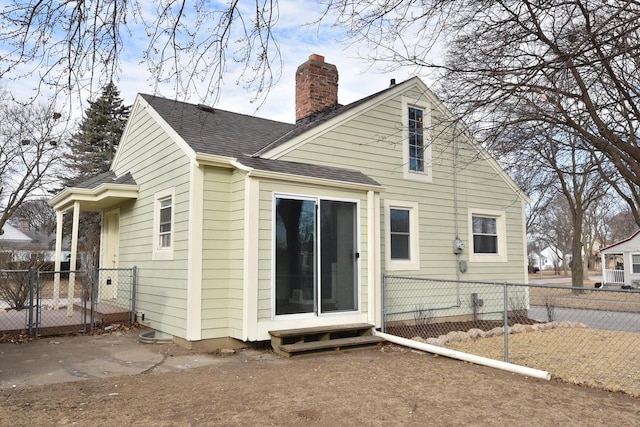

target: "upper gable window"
[402,97,432,182]
[408,107,425,172]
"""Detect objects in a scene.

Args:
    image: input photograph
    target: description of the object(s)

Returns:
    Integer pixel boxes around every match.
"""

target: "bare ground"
[1,341,639,426]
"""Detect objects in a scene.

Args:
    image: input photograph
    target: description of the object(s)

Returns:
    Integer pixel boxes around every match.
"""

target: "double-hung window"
[153,188,175,260]
[468,208,507,262]
[158,197,172,248]
[385,200,420,270]
[472,216,498,254]
[632,255,640,273]
[390,208,411,260]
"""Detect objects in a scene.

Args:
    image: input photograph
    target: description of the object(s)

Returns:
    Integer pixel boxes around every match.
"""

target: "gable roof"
[139,94,295,158]
[138,94,382,187]
[254,81,402,156]
[0,223,31,242]
[600,229,640,253]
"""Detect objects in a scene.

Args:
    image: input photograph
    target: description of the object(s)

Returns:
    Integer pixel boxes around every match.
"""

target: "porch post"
[600,252,606,285]
[52,209,64,310]
[66,201,80,317]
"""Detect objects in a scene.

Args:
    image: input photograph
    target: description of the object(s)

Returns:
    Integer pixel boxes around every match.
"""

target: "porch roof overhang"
[48,183,139,212]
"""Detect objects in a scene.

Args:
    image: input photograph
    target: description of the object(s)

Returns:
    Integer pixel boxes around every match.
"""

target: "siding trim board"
[186,162,204,341]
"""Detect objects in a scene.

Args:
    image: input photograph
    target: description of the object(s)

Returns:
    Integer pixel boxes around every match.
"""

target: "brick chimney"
[295,54,339,123]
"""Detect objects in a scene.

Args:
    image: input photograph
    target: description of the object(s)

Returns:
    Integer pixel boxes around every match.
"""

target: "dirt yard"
[1,340,639,426]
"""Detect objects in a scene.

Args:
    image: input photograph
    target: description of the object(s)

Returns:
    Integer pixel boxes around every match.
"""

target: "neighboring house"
[600,229,640,288]
[0,222,69,264]
[49,54,529,347]
[529,246,569,271]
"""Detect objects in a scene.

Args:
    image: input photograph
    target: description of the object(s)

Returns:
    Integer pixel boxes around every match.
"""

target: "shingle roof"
[254,82,400,156]
[140,95,295,158]
[74,171,137,189]
[239,156,379,187]
[139,92,389,187]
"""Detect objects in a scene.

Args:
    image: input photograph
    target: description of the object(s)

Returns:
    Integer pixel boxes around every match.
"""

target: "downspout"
[452,123,462,305]
[375,331,551,380]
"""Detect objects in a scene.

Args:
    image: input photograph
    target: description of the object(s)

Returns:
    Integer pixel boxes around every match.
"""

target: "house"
[49,54,529,348]
[529,245,569,272]
[0,222,69,265]
[600,229,640,288]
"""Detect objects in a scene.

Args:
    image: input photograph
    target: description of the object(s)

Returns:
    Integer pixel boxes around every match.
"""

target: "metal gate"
[0,266,136,338]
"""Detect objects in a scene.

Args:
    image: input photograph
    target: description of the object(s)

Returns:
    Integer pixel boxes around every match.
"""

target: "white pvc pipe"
[375,331,551,381]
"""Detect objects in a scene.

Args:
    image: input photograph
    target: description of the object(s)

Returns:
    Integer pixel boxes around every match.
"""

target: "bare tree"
[0,1,282,107]
[11,199,57,234]
[0,96,66,232]
[321,0,640,222]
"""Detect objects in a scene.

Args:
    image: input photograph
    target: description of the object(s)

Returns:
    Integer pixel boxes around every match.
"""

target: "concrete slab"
[0,329,229,390]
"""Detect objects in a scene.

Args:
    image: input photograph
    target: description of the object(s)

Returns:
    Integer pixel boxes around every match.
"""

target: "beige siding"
[112,104,191,338]
[226,171,247,338]
[200,167,233,339]
[278,83,527,324]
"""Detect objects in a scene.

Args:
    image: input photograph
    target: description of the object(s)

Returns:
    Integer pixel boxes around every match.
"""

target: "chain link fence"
[383,275,640,397]
[0,267,136,339]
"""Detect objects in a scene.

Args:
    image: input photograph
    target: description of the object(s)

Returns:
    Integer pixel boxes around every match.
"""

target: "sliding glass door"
[275,196,358,317]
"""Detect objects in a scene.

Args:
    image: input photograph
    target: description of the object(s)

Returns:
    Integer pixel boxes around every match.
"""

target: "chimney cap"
[309,53,325,62]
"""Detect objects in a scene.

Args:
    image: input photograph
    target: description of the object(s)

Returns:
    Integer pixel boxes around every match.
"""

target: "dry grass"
[528,286,640,313]
[446,327,640,397]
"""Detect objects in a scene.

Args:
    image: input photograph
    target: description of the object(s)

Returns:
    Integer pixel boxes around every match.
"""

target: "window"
[402,97,432,182]
[472,216,497,254]
[390,208,411,260]
[158,197,172,248]
[153,188,175,260]
[632,255,640,273]
[273,194,359,317]
[468,208,507,263]
[384,200,420,270]
[408,107,424,172]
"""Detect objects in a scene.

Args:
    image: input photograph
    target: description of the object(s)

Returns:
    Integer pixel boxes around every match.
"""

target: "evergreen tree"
[64,82,130,186]
[62,82,130,268]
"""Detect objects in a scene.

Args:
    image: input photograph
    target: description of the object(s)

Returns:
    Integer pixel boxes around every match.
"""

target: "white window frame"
[152,187,175,260]
[468,208,507,263]
[632,254,640,274]
[384,199,420,271]
[402,96,432,183]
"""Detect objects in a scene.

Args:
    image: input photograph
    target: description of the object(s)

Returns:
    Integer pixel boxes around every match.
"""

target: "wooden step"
[269,323,374,338]
[279,335,385,357]
[269,323,383,357]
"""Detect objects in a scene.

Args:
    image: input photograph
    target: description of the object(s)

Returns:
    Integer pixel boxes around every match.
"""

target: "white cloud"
[1,0,442,124]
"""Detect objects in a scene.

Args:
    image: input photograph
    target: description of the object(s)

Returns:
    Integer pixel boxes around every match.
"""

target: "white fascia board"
[194,153,253,172]
[48,184,139,211]
[247,169,384,192]
[112,94,197,171]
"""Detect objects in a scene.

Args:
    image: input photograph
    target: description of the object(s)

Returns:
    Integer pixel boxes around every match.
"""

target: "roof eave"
[49,183,139,212]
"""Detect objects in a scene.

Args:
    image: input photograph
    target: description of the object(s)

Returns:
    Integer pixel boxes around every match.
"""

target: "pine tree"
[64,82,130,186]
[62,82,130,268]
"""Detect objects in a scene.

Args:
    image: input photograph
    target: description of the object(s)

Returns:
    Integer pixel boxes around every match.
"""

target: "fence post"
[91,267,98,332]
[503,282,509,363]
[381,273,386,333]
[27,268,35,336]
[130,266,137,325]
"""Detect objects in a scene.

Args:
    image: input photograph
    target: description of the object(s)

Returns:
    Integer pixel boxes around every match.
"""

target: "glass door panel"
[320,201,357,313]
[275,198,317,315]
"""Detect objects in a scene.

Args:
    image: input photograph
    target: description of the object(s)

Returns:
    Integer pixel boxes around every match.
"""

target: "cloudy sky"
[1,0,441,124]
